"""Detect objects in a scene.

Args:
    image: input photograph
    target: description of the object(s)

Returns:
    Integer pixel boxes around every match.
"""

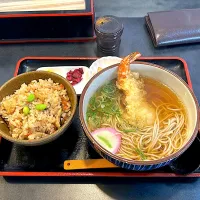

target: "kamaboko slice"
[91,128,121,154]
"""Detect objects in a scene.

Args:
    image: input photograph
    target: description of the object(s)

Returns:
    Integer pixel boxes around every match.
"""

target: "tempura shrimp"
[116,52,156,128]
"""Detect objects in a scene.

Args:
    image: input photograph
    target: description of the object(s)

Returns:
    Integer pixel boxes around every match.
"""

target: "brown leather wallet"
[145,9,200,47]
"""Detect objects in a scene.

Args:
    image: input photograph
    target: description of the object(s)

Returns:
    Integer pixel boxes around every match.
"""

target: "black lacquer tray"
[0,56,199,177]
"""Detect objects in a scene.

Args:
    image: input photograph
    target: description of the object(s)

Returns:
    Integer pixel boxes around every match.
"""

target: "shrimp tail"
[117,52,141,88]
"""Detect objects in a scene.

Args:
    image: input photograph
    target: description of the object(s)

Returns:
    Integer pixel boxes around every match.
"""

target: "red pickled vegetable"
[67,75,72,81]
[72,71,82,78]
[79,68,84,74]
[66,68,84,85]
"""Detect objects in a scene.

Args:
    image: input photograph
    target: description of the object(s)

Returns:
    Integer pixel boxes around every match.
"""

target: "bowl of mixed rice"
[0,71,77,146]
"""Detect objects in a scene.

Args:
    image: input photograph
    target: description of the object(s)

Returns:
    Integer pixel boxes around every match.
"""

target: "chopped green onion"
[135,147,146,160]
[102,83,116,94]
[86,80,121,125]
[123,129,137,133]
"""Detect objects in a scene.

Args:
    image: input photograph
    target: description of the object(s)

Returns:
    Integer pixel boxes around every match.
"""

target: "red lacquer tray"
[0,56,199,177]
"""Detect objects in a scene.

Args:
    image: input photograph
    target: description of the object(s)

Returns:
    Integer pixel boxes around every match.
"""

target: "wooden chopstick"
[0,0,86,11]
[64,159,119,170]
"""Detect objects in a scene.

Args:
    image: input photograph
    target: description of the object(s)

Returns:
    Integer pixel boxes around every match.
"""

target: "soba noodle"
[86,77,187,161]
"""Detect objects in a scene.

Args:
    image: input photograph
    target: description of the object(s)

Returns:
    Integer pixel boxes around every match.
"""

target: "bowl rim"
[79,61,199,165]
[0,71,78,146]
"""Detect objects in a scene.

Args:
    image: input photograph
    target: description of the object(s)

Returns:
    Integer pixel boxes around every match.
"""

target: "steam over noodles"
[86,76,187,161]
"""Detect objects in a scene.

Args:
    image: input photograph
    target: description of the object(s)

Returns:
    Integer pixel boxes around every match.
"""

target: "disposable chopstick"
[0,0,85,11]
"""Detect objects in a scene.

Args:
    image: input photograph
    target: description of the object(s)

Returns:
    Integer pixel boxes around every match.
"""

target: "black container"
[0,0,95,43]
[96,38,121,50]
[95,15,124,55]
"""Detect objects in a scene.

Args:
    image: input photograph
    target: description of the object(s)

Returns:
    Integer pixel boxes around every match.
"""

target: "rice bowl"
[0,71,77,146]
[0,78,72,140]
